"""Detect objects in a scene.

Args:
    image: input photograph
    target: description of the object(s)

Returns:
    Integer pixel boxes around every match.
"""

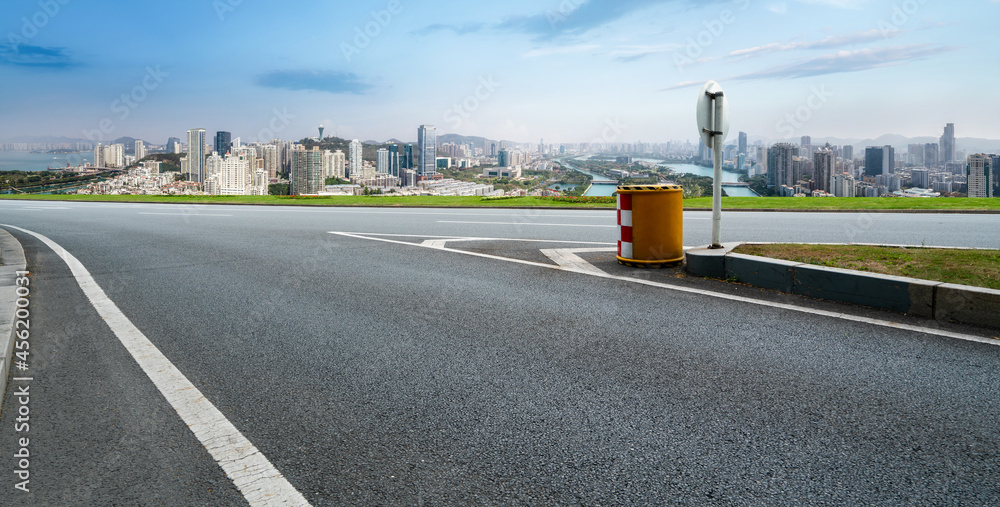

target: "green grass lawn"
[735,243,1000,290]
[2,194,999,211]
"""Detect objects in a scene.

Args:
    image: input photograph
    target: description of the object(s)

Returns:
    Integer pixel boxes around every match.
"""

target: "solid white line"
[332,231,1000,348]
[1,224,310,506]
[138,212,233,217]
[345,232,615,245]
[438,220,616,228]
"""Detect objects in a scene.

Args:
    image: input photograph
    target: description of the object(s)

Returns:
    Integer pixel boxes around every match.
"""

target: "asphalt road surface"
[1,201,998,505]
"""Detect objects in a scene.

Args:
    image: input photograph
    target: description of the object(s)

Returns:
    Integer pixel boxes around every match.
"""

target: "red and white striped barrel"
[618,193,633,259]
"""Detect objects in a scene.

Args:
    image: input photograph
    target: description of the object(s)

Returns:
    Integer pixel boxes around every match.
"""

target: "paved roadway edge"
[331,232,1000,347]
[0,224,311,506]
[686,243,1000,330]
[1,197,999,213]
[0,228,27,414]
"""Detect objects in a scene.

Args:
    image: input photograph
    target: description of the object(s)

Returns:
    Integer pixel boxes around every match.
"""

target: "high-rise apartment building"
[291,146,325,195]
[738,132,747,155]
[214,131,232,156]
[417,125,437,177]
[376,148,390,174]
[134,140,146,161]
[940,123,955,163]
[254,144,279,179]
[187,128,206,183]
[348,139,363,178]
[813,148,834,193]
[864,146,894,177]
[767,143,796,188]
[966,154,993,198]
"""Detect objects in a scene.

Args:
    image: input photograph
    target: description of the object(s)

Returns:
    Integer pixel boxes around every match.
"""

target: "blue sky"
[1,0,996,145]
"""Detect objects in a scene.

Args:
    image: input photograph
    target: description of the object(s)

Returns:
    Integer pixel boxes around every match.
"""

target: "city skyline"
[1,1,998,145]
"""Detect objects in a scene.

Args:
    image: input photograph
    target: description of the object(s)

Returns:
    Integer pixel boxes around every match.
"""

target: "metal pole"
[711,93,724,248]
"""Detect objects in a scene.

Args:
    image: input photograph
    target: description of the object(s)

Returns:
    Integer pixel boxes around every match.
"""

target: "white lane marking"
[541,248,615,276]
[331,231,1000,348]
[353,232,616,245]
[1,225,310,506]
[138,212,233,217]
[438,220,616,228]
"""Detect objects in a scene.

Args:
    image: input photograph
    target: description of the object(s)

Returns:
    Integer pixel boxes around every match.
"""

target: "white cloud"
[522,44,601,58]
[767,2,789,14]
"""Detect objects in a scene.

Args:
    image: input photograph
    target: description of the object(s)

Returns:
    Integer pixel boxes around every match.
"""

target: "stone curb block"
[0,228,28,409]
[935,283,1000,329]
[686,243,998,330]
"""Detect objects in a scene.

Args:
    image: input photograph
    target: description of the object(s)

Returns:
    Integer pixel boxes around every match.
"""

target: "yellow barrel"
[616,184,684,267]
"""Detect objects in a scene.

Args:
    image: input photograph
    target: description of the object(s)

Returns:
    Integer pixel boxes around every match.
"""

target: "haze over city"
[2,0,998,144]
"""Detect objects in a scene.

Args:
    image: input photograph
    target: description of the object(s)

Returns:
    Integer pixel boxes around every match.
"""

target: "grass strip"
[734,243,1000,290]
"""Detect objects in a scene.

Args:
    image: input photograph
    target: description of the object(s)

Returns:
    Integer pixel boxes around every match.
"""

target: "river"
[562,157,759,197]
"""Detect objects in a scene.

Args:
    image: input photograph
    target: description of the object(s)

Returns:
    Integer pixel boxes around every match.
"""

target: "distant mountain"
[437,133,496,147]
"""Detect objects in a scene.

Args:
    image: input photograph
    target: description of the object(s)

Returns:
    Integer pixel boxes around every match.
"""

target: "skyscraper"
[215,131,232,156]
[166,137,182,154]
[348,139,363,178]
[738,132,747,155]
[291,146,325,195]
[800,136,812,157]
[417,125,437,177]
[134,140,146,161]
[966,154,993,198]
[376,148,389,175]
[864,146,894,177]
[842,145,853,161]
[404,144,414,169]
[813,148,834,193]
[318,125,324,141]
[940,123,955,163]
[992,154,1000,196]
[187,128,206,183]
[767,143,795,188]
[389,145,400,177]
[93,143,104,168]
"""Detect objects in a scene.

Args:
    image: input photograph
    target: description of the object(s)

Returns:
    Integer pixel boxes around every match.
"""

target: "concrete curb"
[686,243,1000,330]
[0,228,27,407]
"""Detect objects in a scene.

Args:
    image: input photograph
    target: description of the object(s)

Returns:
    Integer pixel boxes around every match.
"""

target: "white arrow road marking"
[1,224,310,507]
[330,231,1000,348]
[541,248,615,276]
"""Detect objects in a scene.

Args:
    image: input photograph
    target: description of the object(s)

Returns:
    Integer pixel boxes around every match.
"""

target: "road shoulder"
[0,228,27,406]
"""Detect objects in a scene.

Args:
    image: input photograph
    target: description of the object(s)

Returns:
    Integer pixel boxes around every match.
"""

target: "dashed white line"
[1,224,310,506]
